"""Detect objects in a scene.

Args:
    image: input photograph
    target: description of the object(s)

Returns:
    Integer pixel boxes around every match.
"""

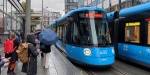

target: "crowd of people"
[0,31,52,75]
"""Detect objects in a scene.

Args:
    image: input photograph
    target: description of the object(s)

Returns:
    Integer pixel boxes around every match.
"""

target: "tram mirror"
[114,11,119,19]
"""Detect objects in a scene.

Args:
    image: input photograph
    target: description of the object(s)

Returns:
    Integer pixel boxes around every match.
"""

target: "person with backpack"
[16,39,28,64]
[21,34,39,75]
[4,32,17,75]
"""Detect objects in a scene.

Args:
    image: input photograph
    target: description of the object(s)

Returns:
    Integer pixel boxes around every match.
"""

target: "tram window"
[57,27,60,37]
[62,26,66,42]
[148,22,150,44]
[66,23,73,44]
[59,27,62,39]
[61,26,63,39]
[59,27,62,38]
[72,23,80,44]
[125,22,140,43]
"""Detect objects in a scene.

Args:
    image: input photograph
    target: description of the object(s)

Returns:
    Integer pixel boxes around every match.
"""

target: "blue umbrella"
[39,28,58,45]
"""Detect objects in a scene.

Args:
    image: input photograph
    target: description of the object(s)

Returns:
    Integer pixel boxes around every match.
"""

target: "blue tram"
[49,7,115,66]
[107,2,150,67]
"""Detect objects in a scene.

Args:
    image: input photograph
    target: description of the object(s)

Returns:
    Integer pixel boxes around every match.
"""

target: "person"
[0,56,9,74]
[20,31,24,41]
[34,31,44,60]
[40,43,51,69]
[14,31,21,48]
[4,32,18,75]
[39,28,57,69]
[22,34,39,75]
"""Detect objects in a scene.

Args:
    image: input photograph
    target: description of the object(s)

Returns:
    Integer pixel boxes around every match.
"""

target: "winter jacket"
[22,34,39,75]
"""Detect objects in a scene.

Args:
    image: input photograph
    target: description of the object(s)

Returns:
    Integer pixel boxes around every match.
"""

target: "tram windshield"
[73,11,111,46]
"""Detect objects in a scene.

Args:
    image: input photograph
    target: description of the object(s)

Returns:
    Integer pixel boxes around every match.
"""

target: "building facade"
[65,0,79,13]
[33,9,61,31]
[0,0,24,42]
[0,0,24,34]
[43,9,61,26]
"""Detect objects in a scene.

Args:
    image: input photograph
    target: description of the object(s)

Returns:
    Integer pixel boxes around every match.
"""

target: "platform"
[1,45,87,75]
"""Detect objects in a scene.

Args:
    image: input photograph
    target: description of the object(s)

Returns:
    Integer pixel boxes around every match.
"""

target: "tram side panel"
[116,17,150,68]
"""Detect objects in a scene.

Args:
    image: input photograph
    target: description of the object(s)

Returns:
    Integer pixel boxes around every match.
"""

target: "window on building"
[7,0,11,14]
[73,0,78,2]
[148,21,150,44]
[0,0,3,10]
[69,0,74,2]
[125,22,140,43]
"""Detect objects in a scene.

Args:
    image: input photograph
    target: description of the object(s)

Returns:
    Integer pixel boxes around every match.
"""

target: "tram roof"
[120,2,150,17]
[107,2,150,21]
[56,7,106,22]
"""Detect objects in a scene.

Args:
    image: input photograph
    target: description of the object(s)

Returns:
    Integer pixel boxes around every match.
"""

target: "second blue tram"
[107,2,150,68]
[49,7,115,66]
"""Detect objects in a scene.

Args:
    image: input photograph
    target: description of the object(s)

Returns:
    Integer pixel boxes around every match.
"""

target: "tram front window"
[73,11,111,46]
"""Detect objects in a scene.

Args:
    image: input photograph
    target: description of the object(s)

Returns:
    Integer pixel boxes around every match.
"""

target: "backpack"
[15,35,21,44]
[17,42,28,63]
[4,39,14,54]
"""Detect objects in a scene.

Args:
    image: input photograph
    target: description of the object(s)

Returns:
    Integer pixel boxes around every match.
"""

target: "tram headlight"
[84,48,91,56]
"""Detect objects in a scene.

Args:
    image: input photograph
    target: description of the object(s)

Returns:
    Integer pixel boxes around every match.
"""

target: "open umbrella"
[39,28,58,45]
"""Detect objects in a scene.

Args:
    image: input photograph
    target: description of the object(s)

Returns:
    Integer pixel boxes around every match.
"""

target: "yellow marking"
[126,22,140,26]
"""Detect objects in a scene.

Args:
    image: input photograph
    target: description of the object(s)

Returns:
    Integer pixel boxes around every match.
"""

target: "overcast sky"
[31,0,65,13]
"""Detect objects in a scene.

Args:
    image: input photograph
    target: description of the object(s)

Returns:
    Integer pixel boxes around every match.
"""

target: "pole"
[102,0,104,9]
[96,0,98,7]
[25,0,31,38]
[109,0,111,11]
[87,0,88,5]
[11,5,12,31]
[41,0,43,30]
[6,0,7,32]
[119,0,121,10]
[3,0,5,33]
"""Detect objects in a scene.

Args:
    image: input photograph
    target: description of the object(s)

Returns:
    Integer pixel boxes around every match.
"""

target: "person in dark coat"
[21,34,39,75]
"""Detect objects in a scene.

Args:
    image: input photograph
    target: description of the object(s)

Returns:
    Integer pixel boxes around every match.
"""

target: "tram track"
[84,59,150,75]
[86,67,130,75]
[85,66,130,75]
[113,60,150,75]
[111,66,130,75]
